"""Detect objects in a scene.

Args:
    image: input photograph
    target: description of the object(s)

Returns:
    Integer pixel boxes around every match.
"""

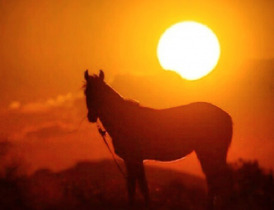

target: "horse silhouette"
[84,70,233,209]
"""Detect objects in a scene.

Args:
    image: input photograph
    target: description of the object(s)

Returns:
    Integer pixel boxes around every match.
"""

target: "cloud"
[1,91,87,141]
[8,92,85,114]
[21,92,76,113]
[9,101,21,110]
[24,123,73,139]
[0,92,98,174]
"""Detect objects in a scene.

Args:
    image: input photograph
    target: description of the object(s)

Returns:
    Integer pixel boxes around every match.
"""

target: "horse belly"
[141,136,194,161]
[146,149,193,161]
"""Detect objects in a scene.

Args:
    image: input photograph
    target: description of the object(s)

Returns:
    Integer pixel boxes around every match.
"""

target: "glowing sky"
[0,0,273,176]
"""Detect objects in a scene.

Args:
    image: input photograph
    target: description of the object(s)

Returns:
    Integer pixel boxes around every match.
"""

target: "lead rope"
[96,121,127,179]
[67,116,87,133]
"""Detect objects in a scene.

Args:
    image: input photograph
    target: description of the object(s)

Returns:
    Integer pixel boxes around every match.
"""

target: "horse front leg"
[124,160,150,207]
[125,160,137,206]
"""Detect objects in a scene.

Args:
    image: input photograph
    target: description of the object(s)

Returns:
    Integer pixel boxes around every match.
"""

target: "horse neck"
[98,84,125,131]
[103,84,123,104]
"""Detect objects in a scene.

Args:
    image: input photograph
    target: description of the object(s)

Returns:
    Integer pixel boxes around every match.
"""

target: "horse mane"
[84,77,140,108]
[103,83,140,107]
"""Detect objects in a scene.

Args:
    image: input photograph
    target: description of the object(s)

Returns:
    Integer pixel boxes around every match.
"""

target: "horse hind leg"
[136,161,150,206]
[195,146,232,210]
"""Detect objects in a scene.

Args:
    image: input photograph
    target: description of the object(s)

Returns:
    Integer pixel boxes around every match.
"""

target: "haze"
[0,0,273,177]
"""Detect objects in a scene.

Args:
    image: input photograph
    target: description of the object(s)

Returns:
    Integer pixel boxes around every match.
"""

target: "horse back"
[111,102,232,161]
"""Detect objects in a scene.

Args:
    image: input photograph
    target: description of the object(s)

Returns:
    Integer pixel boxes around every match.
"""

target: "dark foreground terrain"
[0,159,273,210]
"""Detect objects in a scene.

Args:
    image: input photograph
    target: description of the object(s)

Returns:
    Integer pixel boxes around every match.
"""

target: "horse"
[84,70,233,209]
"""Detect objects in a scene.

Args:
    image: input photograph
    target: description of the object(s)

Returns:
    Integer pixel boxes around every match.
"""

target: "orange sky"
[0,0,273,177]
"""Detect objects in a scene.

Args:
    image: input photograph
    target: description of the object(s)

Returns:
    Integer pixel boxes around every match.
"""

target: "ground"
[0,159,273,210]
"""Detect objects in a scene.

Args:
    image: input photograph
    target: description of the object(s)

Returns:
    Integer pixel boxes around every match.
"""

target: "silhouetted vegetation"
[228,159,273,210]
[0,157,273,209]
[0,140,26,209]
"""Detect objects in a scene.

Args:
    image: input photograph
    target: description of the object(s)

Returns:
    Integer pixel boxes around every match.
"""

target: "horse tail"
[226,113,233,148]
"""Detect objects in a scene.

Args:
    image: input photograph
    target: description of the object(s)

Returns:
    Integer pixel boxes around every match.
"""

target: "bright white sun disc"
[157,21,220,80]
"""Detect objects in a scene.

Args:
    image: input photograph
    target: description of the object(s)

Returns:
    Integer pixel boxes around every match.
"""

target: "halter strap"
[96,121,127,179]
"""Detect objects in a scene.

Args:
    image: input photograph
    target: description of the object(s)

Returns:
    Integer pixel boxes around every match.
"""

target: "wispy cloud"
[8,92,84,114]
[21,93,77,113]
[9,101,21,110]
[24,123,73,139]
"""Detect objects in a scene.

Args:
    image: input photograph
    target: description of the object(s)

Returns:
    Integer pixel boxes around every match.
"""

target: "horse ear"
[99,70,104,81]
[84,70,89,81]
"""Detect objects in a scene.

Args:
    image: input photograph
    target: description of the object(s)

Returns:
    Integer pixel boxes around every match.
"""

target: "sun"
[157,21,220,80]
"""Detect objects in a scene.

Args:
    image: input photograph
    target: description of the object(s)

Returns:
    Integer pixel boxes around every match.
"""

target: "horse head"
[84,69,105,123]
